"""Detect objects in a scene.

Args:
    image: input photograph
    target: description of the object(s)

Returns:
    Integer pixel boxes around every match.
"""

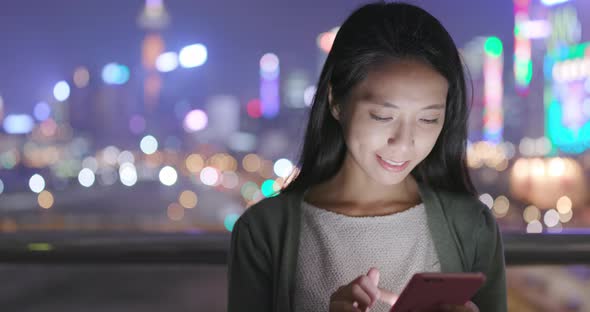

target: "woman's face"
[332,59,448,186]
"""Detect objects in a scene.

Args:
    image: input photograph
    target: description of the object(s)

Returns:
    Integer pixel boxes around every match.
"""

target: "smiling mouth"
[382,158,406,166]
[378,156,408,166]
[376,155,410,172]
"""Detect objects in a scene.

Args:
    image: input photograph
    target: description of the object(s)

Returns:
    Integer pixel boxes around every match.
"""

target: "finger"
[464,301,479,312]
[331,275,380,309]
[367,267,380,287]
[330,300,362,312]
[377,287,398,306]
[355,275,381,307]
[348,282,373,310]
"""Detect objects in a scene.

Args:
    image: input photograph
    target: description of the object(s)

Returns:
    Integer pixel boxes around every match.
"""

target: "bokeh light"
[530,158,545,177]
[484,36,503,57]
[492,195,510,217]
[156,52,179,72]
[3,114,34,134]
[242,154,261,172]
[548,158,566,177]
[261,179,277,197]
[478,193,494,209]
[556,196,572,214]
[179,190,198,209]
[316,29,338,53]
[73,66,90,88]
[0,178,4,194]
[102,63,130,85]
[246,99,262,118]
[38,190,54,209]
[29,174,45,193]
[167,203,185,221]
[140,135,158,155]
[186,154,205,173]
[241,181,259,201]
[260,53,280,118]
[273,158,294,178]
[526,220,543,234]
[543,209,560,227]
[159,166,178,186]
[119,163,138,187]
[33,102,51,121]
[183,109,208,132]
[179,44,208,68]
[78,168,96,187]
[224,213,240,232]
[200,166,219,186]
[523,205,541,223]
[53,81,71,101]
[208,153,238,172]
[559,208,574,223]
[259,53,279,79]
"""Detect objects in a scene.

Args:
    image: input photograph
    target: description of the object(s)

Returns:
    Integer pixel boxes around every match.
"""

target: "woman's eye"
[370,114,392,121]
[420,118,439,124]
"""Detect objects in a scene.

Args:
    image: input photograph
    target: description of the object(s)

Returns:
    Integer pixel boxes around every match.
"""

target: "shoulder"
[434,188,495,231]
[433,189,501,253]
[433,188,503,265]
[236,190,299,237]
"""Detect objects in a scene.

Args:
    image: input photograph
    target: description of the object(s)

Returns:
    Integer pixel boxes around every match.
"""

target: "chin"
[372,172,410,186]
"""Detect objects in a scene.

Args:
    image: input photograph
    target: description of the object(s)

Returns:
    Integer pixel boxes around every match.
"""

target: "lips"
[377,155,410,172]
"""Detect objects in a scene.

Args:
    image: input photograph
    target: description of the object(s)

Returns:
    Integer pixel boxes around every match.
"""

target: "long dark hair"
[283,2,476,195]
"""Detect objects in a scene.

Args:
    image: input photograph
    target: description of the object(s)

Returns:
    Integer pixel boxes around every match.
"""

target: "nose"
[387,120,415,154]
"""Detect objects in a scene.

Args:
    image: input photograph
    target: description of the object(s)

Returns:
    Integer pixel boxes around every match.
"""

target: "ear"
[328,85,341,121]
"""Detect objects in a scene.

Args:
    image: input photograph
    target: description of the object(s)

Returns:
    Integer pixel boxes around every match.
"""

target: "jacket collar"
[280,181,464,311]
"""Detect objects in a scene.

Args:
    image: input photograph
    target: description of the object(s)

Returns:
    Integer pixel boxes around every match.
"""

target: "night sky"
[0,0,513,115]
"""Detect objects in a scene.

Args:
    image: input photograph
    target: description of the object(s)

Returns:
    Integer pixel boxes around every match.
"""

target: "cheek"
[343,118,386,152]
[415,128,443,158]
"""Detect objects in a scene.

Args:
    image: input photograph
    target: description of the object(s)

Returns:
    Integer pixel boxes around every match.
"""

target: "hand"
[415,301,479,312]
[329,267,398,312]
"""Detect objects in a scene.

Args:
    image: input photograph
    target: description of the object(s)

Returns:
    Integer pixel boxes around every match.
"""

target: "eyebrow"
[372,102,445,110]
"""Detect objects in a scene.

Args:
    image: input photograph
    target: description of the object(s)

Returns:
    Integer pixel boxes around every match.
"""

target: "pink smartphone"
[389,272,486,312]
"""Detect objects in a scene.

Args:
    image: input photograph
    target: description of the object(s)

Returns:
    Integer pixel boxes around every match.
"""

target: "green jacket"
[227,182,507,312]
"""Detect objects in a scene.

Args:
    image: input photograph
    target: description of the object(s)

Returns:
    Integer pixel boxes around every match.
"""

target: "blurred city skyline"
[0,0,513,115]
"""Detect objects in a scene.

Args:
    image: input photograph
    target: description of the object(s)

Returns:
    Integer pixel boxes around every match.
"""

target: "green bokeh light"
[484,36,503,58]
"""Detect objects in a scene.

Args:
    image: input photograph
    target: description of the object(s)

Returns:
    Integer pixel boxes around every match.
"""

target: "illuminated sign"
[544,42,590,154]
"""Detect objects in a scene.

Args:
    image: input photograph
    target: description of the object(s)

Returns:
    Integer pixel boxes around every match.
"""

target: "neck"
[304,153,421,214]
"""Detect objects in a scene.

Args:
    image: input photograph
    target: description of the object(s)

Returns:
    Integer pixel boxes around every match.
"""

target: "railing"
[0,232,589,265]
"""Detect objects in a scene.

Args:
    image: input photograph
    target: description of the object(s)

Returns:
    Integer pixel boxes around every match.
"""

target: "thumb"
[465,301,480,312]
[367,267,380,286]
[377,287,398,306]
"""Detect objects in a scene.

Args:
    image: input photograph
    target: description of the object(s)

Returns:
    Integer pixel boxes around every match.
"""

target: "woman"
[228,2,507,312]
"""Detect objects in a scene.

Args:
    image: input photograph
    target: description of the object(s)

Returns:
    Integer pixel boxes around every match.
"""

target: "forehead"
[352,59,449,107]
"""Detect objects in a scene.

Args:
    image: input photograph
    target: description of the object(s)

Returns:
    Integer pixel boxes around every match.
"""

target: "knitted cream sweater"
[293,201,441,312]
